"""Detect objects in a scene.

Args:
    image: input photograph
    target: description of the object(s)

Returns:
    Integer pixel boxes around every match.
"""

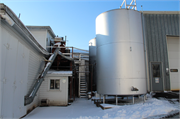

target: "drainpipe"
[141,8,149,92]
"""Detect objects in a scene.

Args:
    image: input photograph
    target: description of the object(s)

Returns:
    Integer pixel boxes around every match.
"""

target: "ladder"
[79,76,87,98]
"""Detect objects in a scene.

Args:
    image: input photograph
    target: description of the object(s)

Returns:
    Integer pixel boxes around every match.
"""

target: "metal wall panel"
[143,13,180,91]
[1,21,45,118]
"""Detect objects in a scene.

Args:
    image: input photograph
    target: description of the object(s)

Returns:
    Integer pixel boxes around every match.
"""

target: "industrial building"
[143,11,179,92]
[0,0,179,118]
[0,3,89,119]
[89,0,179,102]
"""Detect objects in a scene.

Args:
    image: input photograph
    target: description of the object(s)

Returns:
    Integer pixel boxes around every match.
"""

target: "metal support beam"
[103,95,105,104]
[72,47,73,58]
[116,95,118,105]
[91,64,93,98]
[70,77,72,99]
[120,0,137,10]
[73,72,75,101]
[143,95,146,103]
[132,96,134,104]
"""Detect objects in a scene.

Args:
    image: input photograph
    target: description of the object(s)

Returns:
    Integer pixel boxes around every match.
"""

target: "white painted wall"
[46,31,54,53]
[0,22,45,119]
[39,75,69,106]
[28,29,54,52]
[28,29,47,50]
[167,36,180,91]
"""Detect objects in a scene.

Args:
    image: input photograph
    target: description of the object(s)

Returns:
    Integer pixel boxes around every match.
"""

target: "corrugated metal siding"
[144,14,180,91]
[1,21,45,118]
[27,50,44,94]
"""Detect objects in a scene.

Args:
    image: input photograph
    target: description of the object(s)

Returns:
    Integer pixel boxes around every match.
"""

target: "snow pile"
[92,98,179,119]
[23,97,179,119]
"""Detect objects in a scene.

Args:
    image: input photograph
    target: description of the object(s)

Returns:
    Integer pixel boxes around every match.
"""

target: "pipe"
[24,47,60,105]
[141,10,149,92]
[58,51,74,61]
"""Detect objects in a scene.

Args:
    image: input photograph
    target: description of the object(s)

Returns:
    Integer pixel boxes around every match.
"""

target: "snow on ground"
[23,97,179,119]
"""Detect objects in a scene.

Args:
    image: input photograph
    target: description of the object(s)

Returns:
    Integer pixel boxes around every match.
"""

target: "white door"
[167,36,180,91]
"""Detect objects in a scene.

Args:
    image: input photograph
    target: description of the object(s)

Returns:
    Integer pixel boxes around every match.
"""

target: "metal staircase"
[80,76,87,98]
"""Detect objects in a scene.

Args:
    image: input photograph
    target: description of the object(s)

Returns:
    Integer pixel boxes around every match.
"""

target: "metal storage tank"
[96,9,147,95]
[89,38,97,90]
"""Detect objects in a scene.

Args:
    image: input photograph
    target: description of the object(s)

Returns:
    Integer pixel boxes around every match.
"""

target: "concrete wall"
[0,21,45,119]
[39,75,69,106]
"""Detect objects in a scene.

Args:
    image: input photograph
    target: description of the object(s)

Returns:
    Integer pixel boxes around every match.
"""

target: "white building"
[0,3,49,119]
[0,3,89,119]
[26,26,56,52]
[39,70,72,106]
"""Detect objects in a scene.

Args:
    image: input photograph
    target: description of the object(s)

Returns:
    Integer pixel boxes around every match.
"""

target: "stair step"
[80,79,86,82]
[80,84,86,86]
[80,91,87,93]
[80,86,86,88]
[80,83,86,85]
[80,94,87,96]
[80,84,86,87]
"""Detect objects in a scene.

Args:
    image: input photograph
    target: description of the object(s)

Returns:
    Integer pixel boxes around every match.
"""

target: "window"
[152,64,160,77]
[50,79,60,89]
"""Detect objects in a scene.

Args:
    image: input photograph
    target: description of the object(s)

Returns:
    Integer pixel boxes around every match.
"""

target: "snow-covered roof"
[46,70,72,77]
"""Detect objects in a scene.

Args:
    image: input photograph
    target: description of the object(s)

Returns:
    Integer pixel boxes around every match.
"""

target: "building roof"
[142,11,179,14]
[0,3,49,55]
[26,26,56,38]
[47,70,72,77]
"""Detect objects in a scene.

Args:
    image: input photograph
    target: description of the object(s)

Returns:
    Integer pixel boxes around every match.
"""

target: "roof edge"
[141,11,180,14]
[26,26,56,38]
[0,3,50,55]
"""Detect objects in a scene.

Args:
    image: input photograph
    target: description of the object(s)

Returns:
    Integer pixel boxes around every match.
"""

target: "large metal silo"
[89,38,97,90]
[96,9,146,95]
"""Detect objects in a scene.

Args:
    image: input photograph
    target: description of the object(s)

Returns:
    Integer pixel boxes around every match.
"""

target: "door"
[167,36,180,91]
[151,62,163,91]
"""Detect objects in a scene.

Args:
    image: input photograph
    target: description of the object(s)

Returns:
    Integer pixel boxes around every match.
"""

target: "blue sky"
[0,0,179,50]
